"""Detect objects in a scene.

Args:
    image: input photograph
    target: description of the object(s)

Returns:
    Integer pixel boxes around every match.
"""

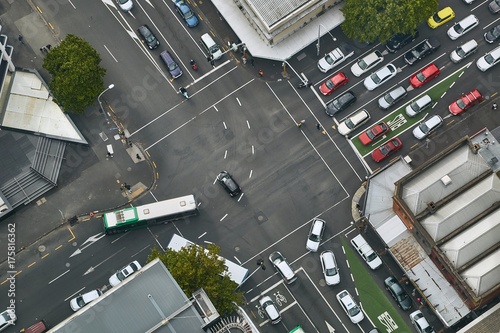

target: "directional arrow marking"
[325,321,335,333]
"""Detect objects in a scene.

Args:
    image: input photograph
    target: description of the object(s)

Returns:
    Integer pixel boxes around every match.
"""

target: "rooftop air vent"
[441,175,452,186]
[427,201,436,213]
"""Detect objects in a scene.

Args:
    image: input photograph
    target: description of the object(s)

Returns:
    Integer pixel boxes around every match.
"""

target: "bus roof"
[167,234,249,286]
[289,325,305,333]
[136,195,197,220]
[103,207,138,228]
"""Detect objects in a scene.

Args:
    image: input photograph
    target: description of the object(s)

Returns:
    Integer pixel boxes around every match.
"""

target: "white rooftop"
[461,248,500,297]
[211,0,345,60]
[0,70,86,144]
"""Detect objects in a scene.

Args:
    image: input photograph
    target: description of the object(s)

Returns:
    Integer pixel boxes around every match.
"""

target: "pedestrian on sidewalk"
[18,34,24,44]
[250,59,255,67]
[259,69,264,77]
[492,102,498,110]
[136,154,142,160]
[316,123,321,130]
[106,152,112,158]
[128,140,133,147]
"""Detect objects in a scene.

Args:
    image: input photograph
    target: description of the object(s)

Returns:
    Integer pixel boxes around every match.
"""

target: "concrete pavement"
[0,0,155,262]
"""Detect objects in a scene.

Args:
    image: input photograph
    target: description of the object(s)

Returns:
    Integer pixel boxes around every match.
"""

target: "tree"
[340,0,438,44]
[148,244,244,316]
[42,34,106,114]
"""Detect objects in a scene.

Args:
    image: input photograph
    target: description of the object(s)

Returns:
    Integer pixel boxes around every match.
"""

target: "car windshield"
[366,252,378,262]
[371,72,381,84]
[348,305,361,317]
[116,271,126,281]
[422,326,434,333]
[210,45,220,53]
[453,24,464,34]
[168,63,178,71]
[379,145,390,156]
[345,119,355,129]
[432,13,441,22]
[456,99,466,109]
[367,129,377,140]
[484,54,495,65]
[416,72,426,82]
[143,31,155,43]
[118,0,129,4]
[384,93,394,104]
[309,233,320,242]
[419,123,430,133]
[357,59,368,70]
[456,47,465,57]
[326,267,337,276]
[397,293,408,302]
[410,49,420,58]
[76,296,86,308]
[325,54,334,65]
[224,178,237,191]
[325,80,335,89]
[490,27,500,38]
[331,99,341,110]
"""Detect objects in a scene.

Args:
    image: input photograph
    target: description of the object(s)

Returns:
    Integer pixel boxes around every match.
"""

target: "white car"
[350,50,384,77]
[317,47,354,73]
[306,218,325,252]
[413,115,443,140]
[109,260,142,286]
[449,39,478,63]
[269,251,297,284]
[259,296,281,324]
[336,290,364,324]
[447,14,479,40]
[338,109,371,136]
[320,250,340,285]
[0,309,16,332]
[476,45,500,72]
[363,64,397,91]
[70,289,102,311]
[410,310,436,333]
[117,0,133,11]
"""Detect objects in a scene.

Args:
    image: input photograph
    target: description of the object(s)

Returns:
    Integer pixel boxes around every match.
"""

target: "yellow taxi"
[428,7,455,29]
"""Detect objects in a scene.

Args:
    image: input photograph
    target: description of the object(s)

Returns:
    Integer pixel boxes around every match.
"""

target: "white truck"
[317,45,354,73]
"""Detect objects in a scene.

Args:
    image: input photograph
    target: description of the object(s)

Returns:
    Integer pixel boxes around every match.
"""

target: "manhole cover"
[256,211,268,224]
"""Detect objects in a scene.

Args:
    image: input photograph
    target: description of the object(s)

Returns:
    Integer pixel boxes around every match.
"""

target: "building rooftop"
[49,259,217,333]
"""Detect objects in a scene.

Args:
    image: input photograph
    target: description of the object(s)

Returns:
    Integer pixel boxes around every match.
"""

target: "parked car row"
[69,261,142,312]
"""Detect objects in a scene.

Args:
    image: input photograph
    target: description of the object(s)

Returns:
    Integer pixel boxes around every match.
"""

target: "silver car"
[378,86,407,110]
[117,0,133,11]
[363,64,397,91]
[306,218,325,252]
[450,39,478,63]
[476,45,500,72]
[350,50,384,77]
[413,115,443,140]
[70,289,102,311]
[338,109,371,136]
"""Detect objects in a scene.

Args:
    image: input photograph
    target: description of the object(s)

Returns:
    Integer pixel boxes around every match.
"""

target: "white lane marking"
[234,256,242,264]
[249,170,253,178]
[246,120,250,129]
[198,232,207,239]
[204,240,213,244]
[83,247,126,276]
[66,0,77,9]
[65,287,85,301]
[49,270,70,284]
[224,150,227,159]
[104,45,118,62]
[252,145,255,155]
[214,106,219,112]
[237,193,244,202]
[237,97,242,106]
[223,121,227,130]
[220,214,228,221]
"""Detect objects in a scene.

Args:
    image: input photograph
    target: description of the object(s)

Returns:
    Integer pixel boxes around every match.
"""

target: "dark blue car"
[174,1,199,28]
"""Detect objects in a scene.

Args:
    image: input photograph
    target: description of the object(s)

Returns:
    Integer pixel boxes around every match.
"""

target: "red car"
[410,63,440,88]
[358,122,390,145]
[448,89,483,115]
[371,137,403,162]
[319,72,348,96]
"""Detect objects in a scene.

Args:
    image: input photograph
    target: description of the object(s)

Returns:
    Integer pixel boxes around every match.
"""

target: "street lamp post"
[282,61,307,85]
[98,84,115,124]
[316,24,337,56]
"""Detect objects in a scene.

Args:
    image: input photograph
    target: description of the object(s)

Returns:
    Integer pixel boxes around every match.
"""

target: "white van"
[201,33,223,60]
[350,234,382,270]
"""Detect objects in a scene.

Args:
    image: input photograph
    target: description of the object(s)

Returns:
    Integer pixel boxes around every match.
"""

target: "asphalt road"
[0,0,499,332]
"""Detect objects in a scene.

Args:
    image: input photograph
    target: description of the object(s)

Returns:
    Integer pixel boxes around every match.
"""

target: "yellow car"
[428,7,455,29]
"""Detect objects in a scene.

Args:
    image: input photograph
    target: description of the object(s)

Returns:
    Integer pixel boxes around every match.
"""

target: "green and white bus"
[103,194,198,234]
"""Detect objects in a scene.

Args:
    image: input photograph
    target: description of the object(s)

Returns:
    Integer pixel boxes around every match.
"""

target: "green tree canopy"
[341,0,438,43]
[148,244,244,316]
[43,34,106,114]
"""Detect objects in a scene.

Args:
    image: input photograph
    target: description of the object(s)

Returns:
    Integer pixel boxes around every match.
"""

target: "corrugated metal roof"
[461,249,500,297]
[402,145,489,216]
[49,259,206,333]
[420,174,500,242]
[441,209,500,269]
[247,0,310,27]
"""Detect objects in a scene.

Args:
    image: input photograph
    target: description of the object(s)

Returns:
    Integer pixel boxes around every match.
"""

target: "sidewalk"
[0,0,155,261]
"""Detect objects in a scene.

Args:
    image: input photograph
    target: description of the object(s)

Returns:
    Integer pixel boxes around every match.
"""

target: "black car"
[385,29,419,53]
[484,24,500,44]
[325,91,356,116]
[216,171,241,197]
[384,276,412,310]
[137,25,159,50]
[404,38,440,65]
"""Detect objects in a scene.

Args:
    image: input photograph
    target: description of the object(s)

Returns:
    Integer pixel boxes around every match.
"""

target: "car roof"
[277,260,294,278]
[321,251,336,266]
[425,115,442,127]
[458,14,478,27]
[460,39,478,51]
[363,51,382,63]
